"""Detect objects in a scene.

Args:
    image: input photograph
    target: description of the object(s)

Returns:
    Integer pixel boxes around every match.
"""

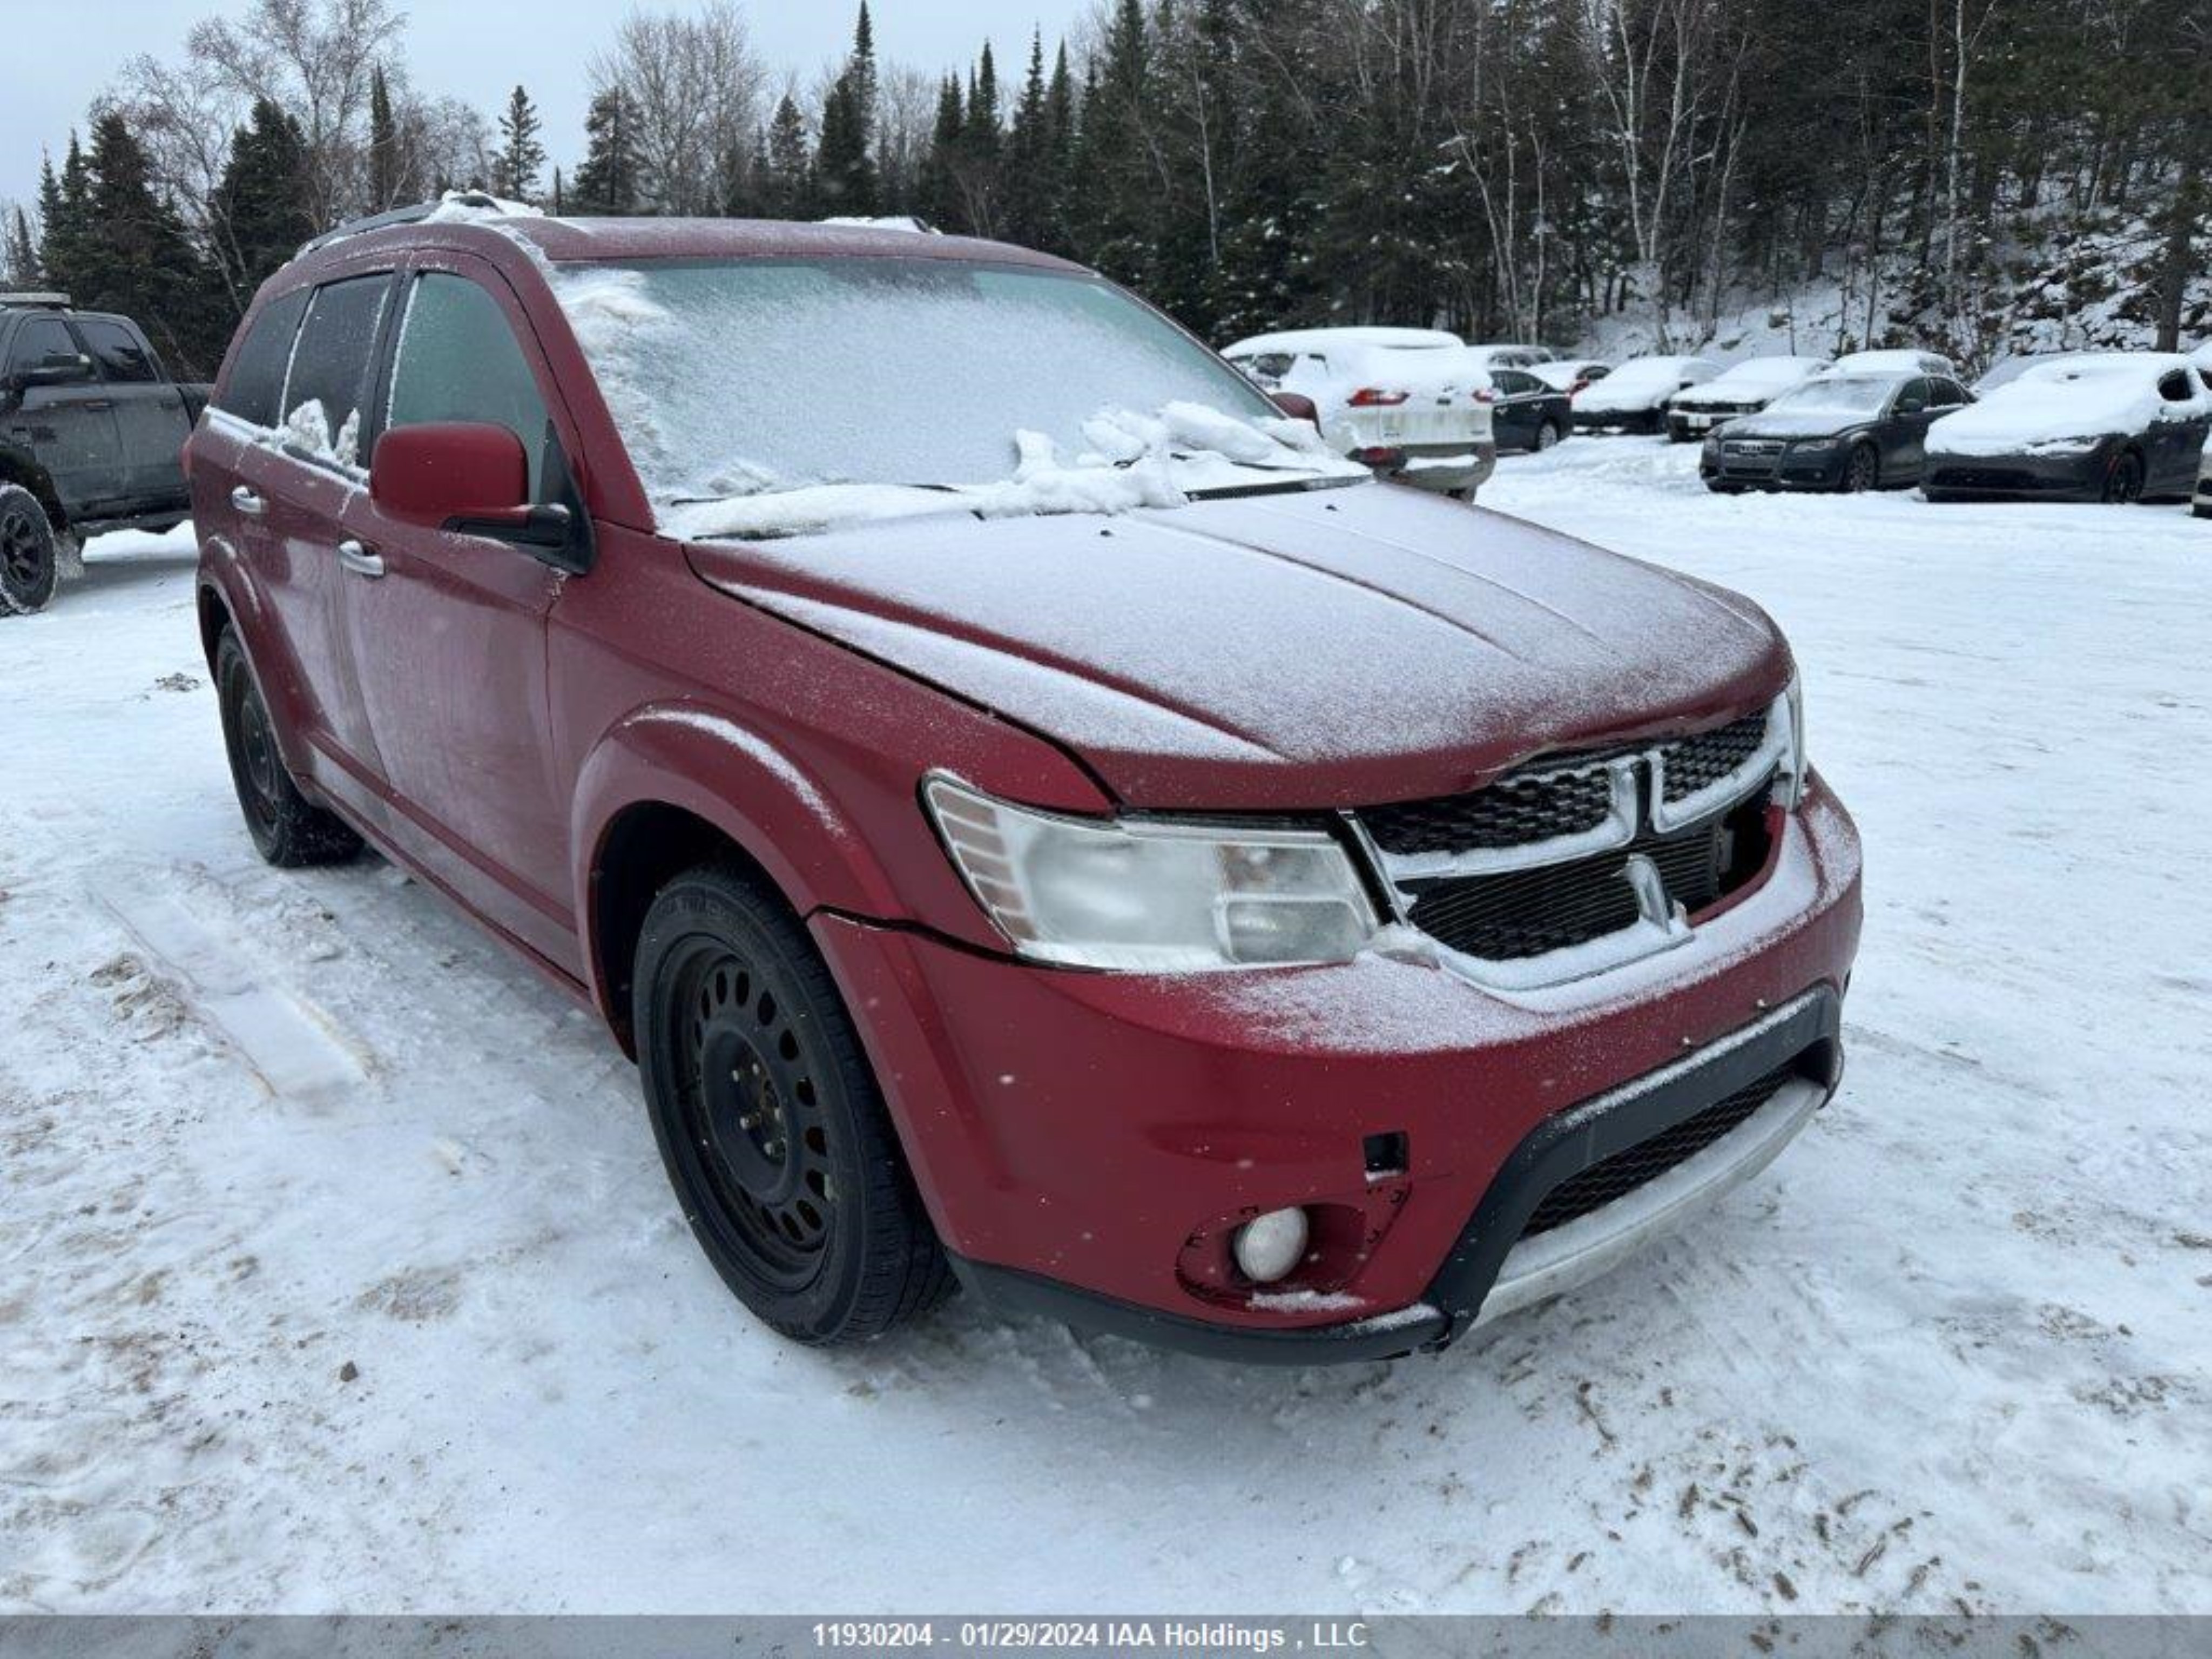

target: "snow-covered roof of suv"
[1225,327,1462,358]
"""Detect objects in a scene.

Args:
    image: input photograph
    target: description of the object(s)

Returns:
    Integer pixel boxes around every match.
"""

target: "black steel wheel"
[214,630,363,866]
[634,865,950,1344]
[0,485,58,616]
[1842,443,1880,494]
[2102,450,2145,505]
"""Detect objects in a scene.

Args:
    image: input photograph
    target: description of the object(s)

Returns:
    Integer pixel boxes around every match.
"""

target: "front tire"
[2102,450,2145,505]
[633,865,951,1345]
[1842,443,1880,494]
[0,484,59,616]
[214,629,363,866]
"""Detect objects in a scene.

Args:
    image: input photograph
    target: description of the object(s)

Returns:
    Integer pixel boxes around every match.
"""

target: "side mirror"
[1270,390,1323,431]
[370,421,590,573]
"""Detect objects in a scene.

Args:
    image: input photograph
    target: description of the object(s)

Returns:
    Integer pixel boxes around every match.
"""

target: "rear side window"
[280,274,394,467]
[77,319,159,383]
[6,316,88,380]
[2156,369,2193,403]
[1494,370,1537,394]
[384,273,554,500]
[218,288,309,428]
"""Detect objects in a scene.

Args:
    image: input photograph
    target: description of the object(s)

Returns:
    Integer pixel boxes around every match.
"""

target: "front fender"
[571,702,907,933]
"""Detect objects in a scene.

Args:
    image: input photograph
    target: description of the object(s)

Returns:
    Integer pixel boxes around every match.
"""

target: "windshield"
[1767,376,1896,416]
[550,256,1351,536]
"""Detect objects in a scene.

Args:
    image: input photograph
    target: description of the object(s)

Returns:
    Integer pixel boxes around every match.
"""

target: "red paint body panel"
[185,214,1866,1346]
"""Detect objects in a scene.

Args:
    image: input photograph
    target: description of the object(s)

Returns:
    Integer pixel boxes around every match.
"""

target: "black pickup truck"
[0,294,207,614]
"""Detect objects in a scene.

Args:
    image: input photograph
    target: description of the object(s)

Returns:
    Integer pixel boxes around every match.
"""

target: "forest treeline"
[5,0,2206,379]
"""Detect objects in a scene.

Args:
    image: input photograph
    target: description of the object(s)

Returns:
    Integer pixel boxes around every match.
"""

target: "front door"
[343,262,576,969]
[2147,369,2211,495]
[1884,378,1937,478]
[4,315,125,514]
[75,317,190,510]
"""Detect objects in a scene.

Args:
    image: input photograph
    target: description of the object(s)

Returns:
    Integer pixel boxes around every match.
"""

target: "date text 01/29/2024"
[809,1621,1373,1650]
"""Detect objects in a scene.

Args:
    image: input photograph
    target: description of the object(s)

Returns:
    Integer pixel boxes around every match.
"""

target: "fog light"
[1233,1207,1310,1284]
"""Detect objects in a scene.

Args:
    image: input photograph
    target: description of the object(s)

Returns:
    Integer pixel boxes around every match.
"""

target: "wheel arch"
[574,705,915,1055]
[0,447,65,532]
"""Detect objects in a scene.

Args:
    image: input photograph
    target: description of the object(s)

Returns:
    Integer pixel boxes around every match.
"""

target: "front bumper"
[1702,443,1848,490]
[1667,406,1754,441]
[1921,449,2107,500]
[813,779,1862,1360]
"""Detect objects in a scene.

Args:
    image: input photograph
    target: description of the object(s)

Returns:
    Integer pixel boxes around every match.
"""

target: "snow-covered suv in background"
[185,204,1859,1361]
[1224,327,1498,497]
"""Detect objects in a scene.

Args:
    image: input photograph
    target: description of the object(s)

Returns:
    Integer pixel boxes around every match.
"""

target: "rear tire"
[633,865,952,1345]
[0,484,59,616]
[214,630,363,867]
[1534,421,1562,452]
[1842,443,1880,494]
[2101,450,2145,505]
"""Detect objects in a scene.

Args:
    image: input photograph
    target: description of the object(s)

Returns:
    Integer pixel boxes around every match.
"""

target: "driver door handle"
[336,538,386,579]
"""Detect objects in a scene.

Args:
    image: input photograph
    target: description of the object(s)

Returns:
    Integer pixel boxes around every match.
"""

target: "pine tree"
[209,98,313,303]
[1072,0,1154,285]
[1001,31,1053,248]
[571,87,643,215]
[494,85,547,204]
[1041,44,1076,253]
[368,66,401,210]
[36,137,95,304]
[77,112,217,373]
[759,95,814,219]
[3,208,40,287]
[815,3,880,216]
[919,75,966,231]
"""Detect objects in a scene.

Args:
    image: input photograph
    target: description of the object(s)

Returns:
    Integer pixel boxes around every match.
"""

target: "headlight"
[924,775,1380,971]
[2027,434,2109,456]
[1788,439,1836,456]
[1776,675,1808,808]
[1702,434,1722,458]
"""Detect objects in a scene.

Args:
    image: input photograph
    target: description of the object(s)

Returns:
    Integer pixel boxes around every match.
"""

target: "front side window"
[77,319,158,383]
[385,273,554,500]
[548,256,1346,536]
[281,274,394,468]
[7,317,88,381]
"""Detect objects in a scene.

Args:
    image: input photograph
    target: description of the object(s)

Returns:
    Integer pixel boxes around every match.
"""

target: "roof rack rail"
[295,191,508,258]
[0,292,72,310]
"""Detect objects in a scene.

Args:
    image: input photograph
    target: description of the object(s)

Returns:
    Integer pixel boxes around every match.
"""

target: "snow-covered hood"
[683,483,1790,810]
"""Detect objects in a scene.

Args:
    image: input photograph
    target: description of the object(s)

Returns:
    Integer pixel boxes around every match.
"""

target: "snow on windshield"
[549,256,1355,535]
[1770,375,1894,415]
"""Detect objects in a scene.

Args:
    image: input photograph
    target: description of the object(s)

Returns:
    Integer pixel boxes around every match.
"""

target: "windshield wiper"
[1182,474,1367,501]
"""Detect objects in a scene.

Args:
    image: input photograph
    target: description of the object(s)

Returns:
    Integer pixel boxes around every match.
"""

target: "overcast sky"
[1,0,1094,216]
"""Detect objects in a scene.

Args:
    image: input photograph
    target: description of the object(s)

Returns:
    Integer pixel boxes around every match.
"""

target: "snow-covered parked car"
[1223,327,1497,497]
[1700,366,1973,493]
[1664,356,1828,442]
[1829,347,1957,379]
[1532,358,1610,395]
[1572,355,1718,433]
[1921,353,2212,504]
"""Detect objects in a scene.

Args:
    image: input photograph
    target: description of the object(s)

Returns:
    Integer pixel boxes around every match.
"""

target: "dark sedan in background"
[1701,369,1972,493]
[1921,353,2212,504]
[1483,367,1574,451]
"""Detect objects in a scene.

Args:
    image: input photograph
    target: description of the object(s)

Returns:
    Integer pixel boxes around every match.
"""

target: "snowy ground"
[2,441,2208,1615]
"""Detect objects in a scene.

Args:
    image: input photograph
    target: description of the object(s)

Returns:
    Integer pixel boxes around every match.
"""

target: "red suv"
[186,208,1862,1361]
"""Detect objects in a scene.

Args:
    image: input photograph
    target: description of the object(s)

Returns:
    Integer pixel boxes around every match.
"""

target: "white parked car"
[1532,358,1611,394]
[1829,347,1957,379]
[1460,342,1556,371]
[1664,356,1829,442]
[1572,355,1719,433]
[1223,328,1497,497]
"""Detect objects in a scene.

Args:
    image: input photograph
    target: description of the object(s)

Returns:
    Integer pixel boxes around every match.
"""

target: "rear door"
[75,317,192,510]
[340,259,576,967]
[257,270,402,787]
[4,315,126,514]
